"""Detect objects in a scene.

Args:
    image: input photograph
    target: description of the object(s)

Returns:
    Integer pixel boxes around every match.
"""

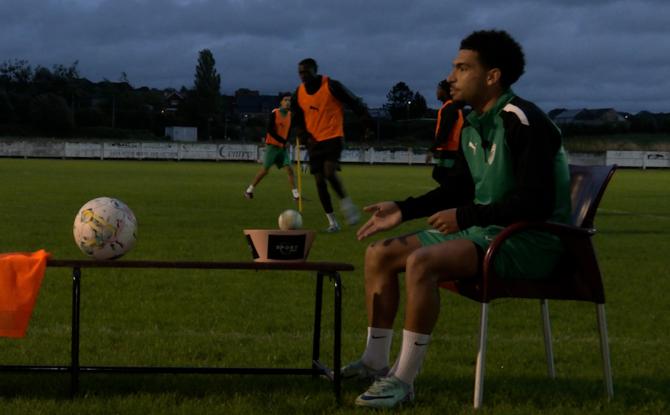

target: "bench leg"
[70,267,81,398]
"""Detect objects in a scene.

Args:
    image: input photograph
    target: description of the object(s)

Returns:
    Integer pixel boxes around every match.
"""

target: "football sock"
[361,327,394,370]
[246,185,254,193]
[326,213,338,226]
[393,329,431,385]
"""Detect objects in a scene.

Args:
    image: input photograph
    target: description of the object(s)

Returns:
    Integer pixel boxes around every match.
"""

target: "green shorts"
[416,226,564,279]
[263,145,290,170]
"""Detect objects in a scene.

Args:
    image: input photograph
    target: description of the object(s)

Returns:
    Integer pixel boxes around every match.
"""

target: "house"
[234,89,280,118]
[551,108,627,126]
[162,91,184,114]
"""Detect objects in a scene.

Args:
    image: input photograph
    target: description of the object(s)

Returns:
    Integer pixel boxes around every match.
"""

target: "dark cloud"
[1,0,668,112]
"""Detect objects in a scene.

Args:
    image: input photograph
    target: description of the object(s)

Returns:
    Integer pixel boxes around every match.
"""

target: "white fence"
[0,140,668,168]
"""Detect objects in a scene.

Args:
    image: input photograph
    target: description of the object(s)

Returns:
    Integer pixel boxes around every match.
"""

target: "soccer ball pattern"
[278,209,303,230]
[73,197,137,260]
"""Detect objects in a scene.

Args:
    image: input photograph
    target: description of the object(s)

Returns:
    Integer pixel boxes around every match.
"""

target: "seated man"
[344,29,572,409]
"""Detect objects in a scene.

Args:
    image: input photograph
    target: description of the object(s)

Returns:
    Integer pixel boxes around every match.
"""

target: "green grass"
[0,159,668,414]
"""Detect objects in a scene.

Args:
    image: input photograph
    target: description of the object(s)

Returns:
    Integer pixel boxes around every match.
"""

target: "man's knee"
[364,237,416,274]
[364,242,390,268]
[405,248,442,286]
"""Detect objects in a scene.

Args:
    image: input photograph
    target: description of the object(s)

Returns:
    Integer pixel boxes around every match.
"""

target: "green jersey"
[399,90,572,279]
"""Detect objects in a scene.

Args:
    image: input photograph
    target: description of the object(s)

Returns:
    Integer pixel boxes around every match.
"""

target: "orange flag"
[0,249,51,338]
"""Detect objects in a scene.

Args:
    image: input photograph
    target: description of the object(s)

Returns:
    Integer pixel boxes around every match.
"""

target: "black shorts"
[308,137,343,175]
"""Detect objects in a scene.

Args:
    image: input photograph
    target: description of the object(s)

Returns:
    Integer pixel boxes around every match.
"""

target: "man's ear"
[486,68,501,86]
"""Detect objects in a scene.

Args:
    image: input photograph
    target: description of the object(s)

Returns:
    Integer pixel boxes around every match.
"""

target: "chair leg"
[596,303,614,400]
[474,302,489,409]
[540,299,556,378]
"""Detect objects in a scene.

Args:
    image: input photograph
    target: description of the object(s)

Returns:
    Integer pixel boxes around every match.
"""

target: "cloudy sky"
[1,0,668,113]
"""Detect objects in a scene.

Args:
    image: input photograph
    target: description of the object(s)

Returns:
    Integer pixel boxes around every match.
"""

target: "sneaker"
[325,223,341,233]
[244,191,253,199]
[341,360,389,382]
[355,376,414,409]
[342,204,360,226]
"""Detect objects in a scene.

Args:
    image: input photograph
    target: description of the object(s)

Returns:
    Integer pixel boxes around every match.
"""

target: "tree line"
[2,49,667,143]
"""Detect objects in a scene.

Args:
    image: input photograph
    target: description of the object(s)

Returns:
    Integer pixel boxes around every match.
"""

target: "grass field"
[0,159,668,414]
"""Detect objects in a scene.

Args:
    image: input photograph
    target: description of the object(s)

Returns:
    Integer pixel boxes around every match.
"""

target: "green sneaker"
[355,376,414,409]
[340,359,389,381]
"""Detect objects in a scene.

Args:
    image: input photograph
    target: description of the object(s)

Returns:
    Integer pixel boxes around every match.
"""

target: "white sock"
[246,185,254,193]
[361,327,394,370]
[326,213,338,226]
[292,188,300,198]
[393,329,431,385]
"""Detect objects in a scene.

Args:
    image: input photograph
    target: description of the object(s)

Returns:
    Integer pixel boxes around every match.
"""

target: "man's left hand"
[427,208,460,235]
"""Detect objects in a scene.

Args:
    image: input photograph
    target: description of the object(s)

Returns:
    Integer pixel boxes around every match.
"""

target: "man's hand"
[427,208,460,235]
[356,201,402,241]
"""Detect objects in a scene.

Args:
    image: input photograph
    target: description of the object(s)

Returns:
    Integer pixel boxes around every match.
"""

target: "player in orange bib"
[427,79,467,188]
[244,93,300,201]
[291,58,374,232]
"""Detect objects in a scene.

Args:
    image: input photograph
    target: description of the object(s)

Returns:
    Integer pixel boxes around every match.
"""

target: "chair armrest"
[482,221,595,294]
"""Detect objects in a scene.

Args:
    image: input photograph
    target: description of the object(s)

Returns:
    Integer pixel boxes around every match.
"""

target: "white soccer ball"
[278,209,303,230]
[73,197,137,260]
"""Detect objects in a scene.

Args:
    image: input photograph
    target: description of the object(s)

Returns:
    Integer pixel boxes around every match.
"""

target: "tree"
[29,93,75,134]
[0,59,33,88]
[409,91,427,118]
[192,49,222,140]
[384,82,414,120]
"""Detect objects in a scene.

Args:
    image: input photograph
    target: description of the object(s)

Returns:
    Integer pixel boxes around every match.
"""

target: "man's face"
[298,64,316,83]
[280,95,291,109]
[447,49,489,108]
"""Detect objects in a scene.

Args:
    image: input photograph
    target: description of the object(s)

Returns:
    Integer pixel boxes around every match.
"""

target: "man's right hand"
[356,201,402,241]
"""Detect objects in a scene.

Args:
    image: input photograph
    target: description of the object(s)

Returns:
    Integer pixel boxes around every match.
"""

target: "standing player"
[291,58,374,232]
[427,79,466,186]
[343,30,572,408]
[244,93,300,201]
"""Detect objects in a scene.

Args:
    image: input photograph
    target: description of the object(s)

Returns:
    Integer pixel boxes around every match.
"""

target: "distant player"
[244,93,300,201]
[427,79,467,187]
[291,58,374,232]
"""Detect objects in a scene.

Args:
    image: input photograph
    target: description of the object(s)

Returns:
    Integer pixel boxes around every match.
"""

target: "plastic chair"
[440,164,616,409]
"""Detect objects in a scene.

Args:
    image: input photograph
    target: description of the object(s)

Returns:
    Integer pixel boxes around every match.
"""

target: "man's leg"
[403,239,479,333]
[313,172,339,231]
[284,166,299,200]
[323,159,360,225]
[342,233,422,380]
[245,167,269,199]
[322,160,346,199]
[356,239,479,408]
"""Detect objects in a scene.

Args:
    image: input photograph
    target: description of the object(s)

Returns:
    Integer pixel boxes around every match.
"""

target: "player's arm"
[455,108,560,229]
[328,79,375,130]
[395,154,474,222]
[266,111,287,145]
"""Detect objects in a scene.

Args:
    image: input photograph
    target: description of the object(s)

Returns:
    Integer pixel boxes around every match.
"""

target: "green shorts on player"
[263,144,291,170]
